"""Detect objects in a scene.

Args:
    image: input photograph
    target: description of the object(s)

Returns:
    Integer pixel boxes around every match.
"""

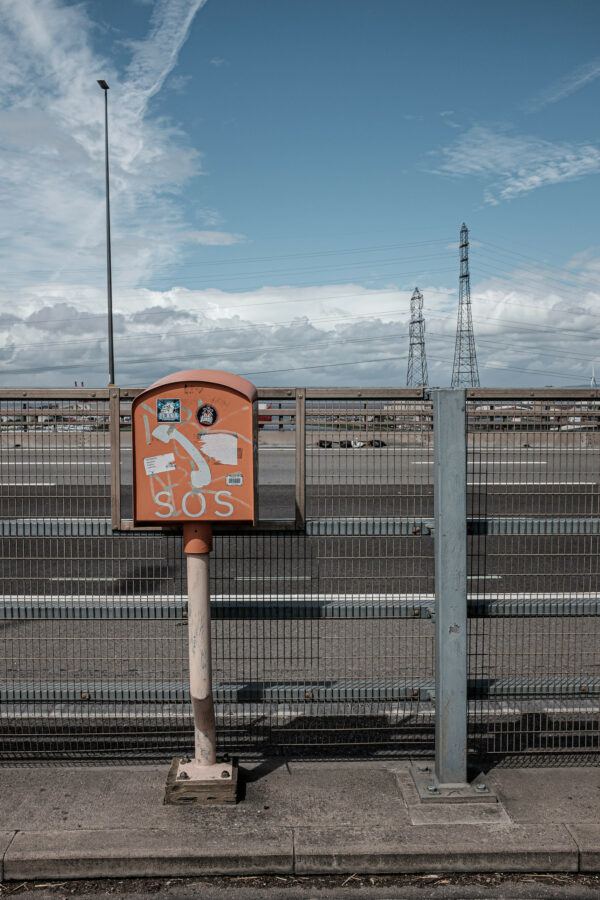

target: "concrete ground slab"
[567,825,600,872]
[0,762,597,879]
[294,824,579,874]
[488,768,600,824]
[3,827,294,881]
[281,761,410,826]
[0,761,409,831]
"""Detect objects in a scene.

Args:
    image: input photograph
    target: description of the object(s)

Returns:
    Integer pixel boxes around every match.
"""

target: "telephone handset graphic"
[152,424,211,488]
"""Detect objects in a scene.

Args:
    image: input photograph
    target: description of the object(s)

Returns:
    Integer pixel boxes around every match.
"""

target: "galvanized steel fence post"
[432,388,468,785]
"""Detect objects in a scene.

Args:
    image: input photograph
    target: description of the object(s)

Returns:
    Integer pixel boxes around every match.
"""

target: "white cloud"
[0,282,433,387]
[0,0,212,290]
[526,57,600,111]
[124,0,207,114]
[432,125,600,203]
[187,231,246,246]
[1,257,598,388]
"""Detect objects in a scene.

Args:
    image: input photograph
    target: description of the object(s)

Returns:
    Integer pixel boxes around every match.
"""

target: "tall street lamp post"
[97,79,115,386]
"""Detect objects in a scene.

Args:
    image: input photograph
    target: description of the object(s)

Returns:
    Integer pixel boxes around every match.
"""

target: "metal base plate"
[164,757,238,805]
[176,759,235,781]
[409,761,497,803]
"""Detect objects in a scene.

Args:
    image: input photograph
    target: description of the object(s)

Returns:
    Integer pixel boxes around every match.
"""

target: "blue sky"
[1,0,600,386]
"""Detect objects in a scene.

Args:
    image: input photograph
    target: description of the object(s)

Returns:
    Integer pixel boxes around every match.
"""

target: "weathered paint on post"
[295,389,306,529]
[432,388,468,785]
[184,524,217,766]
[109,388,121,531]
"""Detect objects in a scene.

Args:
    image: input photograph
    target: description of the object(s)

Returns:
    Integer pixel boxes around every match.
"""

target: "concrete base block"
[164,757,238,805]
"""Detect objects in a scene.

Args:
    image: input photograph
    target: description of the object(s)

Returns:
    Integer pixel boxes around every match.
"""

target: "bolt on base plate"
[409,761,497,803]
[164,757,238,805]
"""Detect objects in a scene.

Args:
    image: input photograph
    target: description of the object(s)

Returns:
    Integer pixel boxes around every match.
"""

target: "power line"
[0,237,454,279]
[475,236,600,290]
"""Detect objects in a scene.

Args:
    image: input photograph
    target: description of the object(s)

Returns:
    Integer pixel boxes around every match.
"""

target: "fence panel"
[0,388,434,761]
[1,388,598,764]
[466,393,600,764]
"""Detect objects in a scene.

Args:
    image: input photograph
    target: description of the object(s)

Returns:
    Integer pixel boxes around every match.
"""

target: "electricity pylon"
[451,223,480,388]
[406,287,428,387]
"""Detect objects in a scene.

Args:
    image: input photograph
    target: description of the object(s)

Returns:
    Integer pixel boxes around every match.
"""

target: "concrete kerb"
[566,825,600,873]
[0,824,586,880]
[0,832,17,882]
[293,825,579,875]
[3,827,295,881]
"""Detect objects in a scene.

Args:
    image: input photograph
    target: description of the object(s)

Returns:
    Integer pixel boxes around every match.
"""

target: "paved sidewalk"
[0,761,598,880]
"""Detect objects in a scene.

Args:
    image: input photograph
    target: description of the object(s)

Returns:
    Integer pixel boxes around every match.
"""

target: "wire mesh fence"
[467,394,600,764]
[0,390,435,761]
[0,388,598,764]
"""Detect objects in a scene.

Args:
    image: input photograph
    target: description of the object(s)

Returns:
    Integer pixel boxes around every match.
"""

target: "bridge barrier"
[0,386,598,765]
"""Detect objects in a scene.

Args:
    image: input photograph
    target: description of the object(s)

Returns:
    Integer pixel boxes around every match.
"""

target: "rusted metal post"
[109,388,121,531]
[295,389,306,529]
[183,522,216,765]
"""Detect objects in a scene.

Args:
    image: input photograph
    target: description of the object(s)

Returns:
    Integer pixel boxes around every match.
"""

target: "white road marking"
[1,461,109,466]
[48,577,120,582]
[2,448,115,453]
[467,575,502,579]
[467,481,597,485]
[4,591,598,602]
[234,576,312,581]
[413,461,547,465]
[4,704,597,720]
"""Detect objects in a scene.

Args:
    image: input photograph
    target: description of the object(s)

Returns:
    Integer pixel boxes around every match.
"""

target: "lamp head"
[97,80,110,90]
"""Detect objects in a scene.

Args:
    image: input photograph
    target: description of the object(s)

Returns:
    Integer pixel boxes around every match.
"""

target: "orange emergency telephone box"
[132,369,258,526]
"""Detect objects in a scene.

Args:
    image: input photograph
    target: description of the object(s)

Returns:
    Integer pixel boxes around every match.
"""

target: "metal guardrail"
[3,593,600,620]
[5,516,600,537]
[4,676,598,703]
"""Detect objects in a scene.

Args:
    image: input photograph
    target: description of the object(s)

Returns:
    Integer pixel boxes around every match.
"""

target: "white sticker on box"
[226,473,243,486]
[199,432,238,465]
[144,452,176,476]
